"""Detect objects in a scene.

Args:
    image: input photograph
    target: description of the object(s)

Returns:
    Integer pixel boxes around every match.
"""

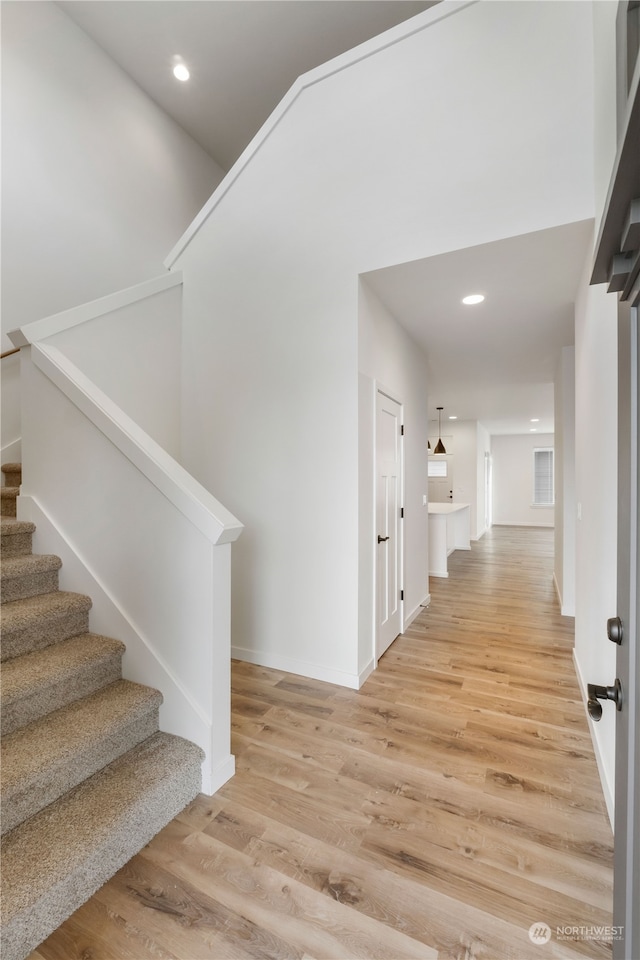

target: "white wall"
[171,1,594,685]
[554,346,576,615]
[358,279,430,676]
[491,433,555,528]
[1,0,224,447]
[574,257,618,821]
[592,1,619,225]
[568,0,619,824]
[44,283,183,458]
[1,354,21,459]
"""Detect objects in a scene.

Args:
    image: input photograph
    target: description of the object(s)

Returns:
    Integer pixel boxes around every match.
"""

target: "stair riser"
[0,533,34,558]
[1,654,124,737]
[2,465,22,487]
[1,609,91,662]
[1,495,17,518]
[1,708,160,835]
[1,570,59,604]
[2,474,22,485]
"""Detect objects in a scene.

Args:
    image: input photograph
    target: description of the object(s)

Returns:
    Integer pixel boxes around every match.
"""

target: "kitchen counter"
[428,502,470,577]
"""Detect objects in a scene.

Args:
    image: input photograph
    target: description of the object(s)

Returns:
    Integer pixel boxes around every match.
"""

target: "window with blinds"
[533,448,554,506]
[428,459,447,478]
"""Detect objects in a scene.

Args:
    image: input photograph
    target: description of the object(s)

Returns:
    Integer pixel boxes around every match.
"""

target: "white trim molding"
[30,343,242,545]
[8,272,183,348]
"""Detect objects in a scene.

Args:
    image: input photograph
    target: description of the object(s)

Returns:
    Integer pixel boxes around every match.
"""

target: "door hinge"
[400,507,404,519]
[400,589,404,601]
[400,424,404,435]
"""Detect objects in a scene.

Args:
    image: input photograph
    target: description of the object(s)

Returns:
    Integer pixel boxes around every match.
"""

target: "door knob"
[607,616,623,644]
[587,680,622,720]
[377,535,389,543]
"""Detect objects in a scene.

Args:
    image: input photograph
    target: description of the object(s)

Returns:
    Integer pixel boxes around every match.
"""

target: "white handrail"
[8,272,183,347]
[31,342,243,546]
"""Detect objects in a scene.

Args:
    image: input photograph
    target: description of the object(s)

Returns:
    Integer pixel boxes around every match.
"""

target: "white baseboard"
[231,645,363,689]
[572,649,614,829]
[203,754,236,796]
[553,571,562,610]
[553,571,576,618]
[358,658,376,687]
[404,594,431,629]
[492,521,554,528]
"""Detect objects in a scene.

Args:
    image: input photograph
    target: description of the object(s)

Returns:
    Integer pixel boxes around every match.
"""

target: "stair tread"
[1,633,125,705]
[1,591,93,663]
[1,590,92,628]
[1,680,163,834]
[1,554,62,578]
[1,731,204,960]
[1,486,20,495]
[2,680,162,790]
[1,518,35,536]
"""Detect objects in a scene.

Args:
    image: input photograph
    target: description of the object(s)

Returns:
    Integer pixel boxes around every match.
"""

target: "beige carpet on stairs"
[0,462,204,960]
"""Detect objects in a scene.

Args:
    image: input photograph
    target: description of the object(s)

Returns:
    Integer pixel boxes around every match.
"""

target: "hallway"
[30,527,614,960]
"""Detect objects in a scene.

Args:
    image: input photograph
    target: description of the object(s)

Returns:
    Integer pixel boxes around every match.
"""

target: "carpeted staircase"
[0,463,205,960]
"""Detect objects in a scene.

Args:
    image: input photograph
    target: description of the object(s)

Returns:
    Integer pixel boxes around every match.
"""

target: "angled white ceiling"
[55,0,592,437]
[57,0,436,171]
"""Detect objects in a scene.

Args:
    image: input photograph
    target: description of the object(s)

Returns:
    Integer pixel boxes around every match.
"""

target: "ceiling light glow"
[448,416,458,420]
[462,294,485,305]
[530,418,540,422]
[173,62,190,82]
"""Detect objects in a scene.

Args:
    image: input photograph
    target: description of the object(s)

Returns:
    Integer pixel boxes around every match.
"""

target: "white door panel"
[376,392,402,659]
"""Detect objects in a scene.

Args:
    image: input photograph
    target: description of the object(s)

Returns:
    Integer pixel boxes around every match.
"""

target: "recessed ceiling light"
[172,62,190,82]
[530,418,540,422]
[448,416,458,420]
[462,294,484,305]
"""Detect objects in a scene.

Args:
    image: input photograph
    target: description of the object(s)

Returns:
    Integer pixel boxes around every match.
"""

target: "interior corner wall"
[358,279,430,676]
[574,255,618,819]
[0,0,224,346]
[491,433,555,528]
[171,0,595,688]
[554,345,576,616]
[568,0,619,823]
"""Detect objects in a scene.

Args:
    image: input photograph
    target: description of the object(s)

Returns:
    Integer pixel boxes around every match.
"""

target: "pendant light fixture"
[434,407,446,454]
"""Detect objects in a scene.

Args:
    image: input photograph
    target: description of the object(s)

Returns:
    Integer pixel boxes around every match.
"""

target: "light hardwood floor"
[30,526,614,960]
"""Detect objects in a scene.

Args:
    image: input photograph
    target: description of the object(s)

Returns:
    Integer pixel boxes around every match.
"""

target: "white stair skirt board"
[18,495,231,796]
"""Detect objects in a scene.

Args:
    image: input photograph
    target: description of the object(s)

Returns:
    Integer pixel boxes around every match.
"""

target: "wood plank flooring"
[29,526,614,960]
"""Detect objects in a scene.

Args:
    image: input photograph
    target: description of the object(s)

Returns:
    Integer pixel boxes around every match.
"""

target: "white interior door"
[376,391,403,659]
